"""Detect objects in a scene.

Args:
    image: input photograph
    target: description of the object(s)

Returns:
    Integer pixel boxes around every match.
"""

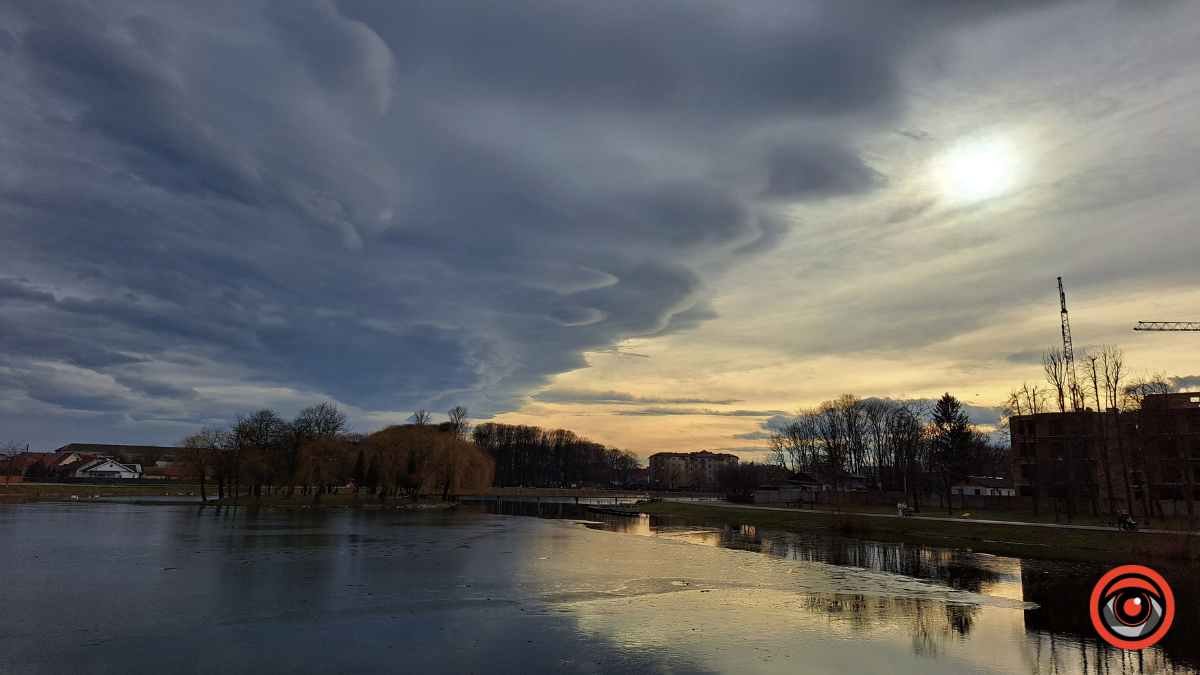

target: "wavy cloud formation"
[1,0,1083,448]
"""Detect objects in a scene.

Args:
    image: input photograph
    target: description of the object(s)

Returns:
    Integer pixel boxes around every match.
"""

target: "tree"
[352,449,366,497]
[1100,345,1136,515]
[233,409,289,499]
[929,393,973,514]
[887,401,928,511]
[298,436,351,503]
[363,423,494,502]
[1042,346,1069,413]
[409,409,432,426]
[293,402,349,440]
[447,406,470,441]
[24,458,48,482]
[2,442,29,484]
[179,427,224,501]
[472,422,639,488]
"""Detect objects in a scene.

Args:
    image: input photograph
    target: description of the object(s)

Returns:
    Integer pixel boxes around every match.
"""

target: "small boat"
[586,505,642,517]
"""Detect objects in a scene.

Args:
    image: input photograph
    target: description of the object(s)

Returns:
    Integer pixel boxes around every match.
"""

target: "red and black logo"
[1090,565,1174,650]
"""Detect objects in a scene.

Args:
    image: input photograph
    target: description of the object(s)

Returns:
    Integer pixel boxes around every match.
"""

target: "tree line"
[766,393,1008,511]
[471,422,641,488]
[179,403,493,503]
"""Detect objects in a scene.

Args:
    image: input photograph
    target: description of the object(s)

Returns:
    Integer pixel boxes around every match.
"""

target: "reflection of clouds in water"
[531,517,1190,674]
[487,503,1194,673]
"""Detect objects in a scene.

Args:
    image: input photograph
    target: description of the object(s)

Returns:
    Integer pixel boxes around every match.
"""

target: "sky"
[2,0,1198,457]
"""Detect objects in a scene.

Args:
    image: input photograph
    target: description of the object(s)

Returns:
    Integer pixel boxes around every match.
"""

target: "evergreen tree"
[929,393,973,514]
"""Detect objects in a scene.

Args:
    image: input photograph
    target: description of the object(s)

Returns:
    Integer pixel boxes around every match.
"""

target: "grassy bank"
[638,502,1200,563]
[204,492,458,509]
[811,502,1200,531]
[0,483,202,503]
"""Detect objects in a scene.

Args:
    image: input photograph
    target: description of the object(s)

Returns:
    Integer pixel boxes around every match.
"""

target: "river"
[0,501,1195,674]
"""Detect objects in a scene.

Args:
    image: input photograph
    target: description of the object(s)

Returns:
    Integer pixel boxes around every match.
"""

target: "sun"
[950,150,1006,195]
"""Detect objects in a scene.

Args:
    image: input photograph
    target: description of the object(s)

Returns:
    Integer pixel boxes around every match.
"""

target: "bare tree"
[447,406,470,441]
[1042,346,1068,413]
[1003,382,1047,419]
[293,402,348,439]
[1082,350,1116,514]
[298,436,351,503]
[2,441,29,485]
[179,427,225,501]
[409,409,432,426]
[1123,372,1175,409]
[1101,345,1126,411]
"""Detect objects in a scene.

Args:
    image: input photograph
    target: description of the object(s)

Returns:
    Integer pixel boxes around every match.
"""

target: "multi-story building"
[648,451,739,490]
[1009,393,1200,516]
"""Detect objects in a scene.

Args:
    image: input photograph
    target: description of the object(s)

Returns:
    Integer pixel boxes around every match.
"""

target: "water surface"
[0,501,1194,674]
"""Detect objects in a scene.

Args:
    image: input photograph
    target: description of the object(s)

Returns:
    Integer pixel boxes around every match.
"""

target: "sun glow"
[950,150,1006,195]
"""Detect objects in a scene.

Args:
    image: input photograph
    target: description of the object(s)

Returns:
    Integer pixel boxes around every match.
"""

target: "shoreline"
[7,483,1197,563]
[636,501,1200,563]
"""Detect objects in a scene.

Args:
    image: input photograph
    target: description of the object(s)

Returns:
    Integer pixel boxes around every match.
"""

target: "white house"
[73,458,143,480]
[951,476,1015,497]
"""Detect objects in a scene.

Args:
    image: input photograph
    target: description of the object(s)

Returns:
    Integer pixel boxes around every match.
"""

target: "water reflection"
[473,499,1198,674]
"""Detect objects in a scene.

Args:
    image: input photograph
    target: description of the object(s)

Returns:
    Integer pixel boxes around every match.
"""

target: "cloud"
[1005,349,1044,365]
[613,408,788,417]
[547,306,608,327]
[763,144,884,199]
[0,279,56,303]
[731,430,773,440]
[533,389,741,406]
[0,0,1120,449]
[1169,375,1200,391]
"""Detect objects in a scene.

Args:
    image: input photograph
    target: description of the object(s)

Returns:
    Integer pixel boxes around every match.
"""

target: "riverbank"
[203,492,459,508]
[0,483,201,503]
[637,501,1200,562]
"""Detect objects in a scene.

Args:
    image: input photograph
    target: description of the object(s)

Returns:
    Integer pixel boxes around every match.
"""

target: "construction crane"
[1058,277,1082,411]
[1134,321,1200,331]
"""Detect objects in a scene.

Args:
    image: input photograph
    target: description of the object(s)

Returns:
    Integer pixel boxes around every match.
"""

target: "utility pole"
[1058,277,1081,411]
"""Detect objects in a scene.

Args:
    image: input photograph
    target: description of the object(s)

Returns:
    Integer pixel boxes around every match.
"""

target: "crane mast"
[1058,277,1081,411]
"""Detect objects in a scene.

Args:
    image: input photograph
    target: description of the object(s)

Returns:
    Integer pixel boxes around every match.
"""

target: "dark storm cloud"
[764,144,884,199]
[0,278,56,303]
[0,0,1063,447]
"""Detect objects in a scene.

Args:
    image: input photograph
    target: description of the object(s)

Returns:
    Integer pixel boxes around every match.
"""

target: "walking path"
[667,499,1200,536]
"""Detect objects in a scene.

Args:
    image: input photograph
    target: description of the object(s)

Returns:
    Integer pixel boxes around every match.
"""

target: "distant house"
[48,452,94,479]
[72,458,142,480]
[625,467,650,487]
[813,469,871,492]
[952,476,1015,497]
[753,473,821,504]
[45,453,143,480]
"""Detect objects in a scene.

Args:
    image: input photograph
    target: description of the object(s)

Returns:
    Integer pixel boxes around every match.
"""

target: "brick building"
[1009,393,1200,516]
[648,451,739,490]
